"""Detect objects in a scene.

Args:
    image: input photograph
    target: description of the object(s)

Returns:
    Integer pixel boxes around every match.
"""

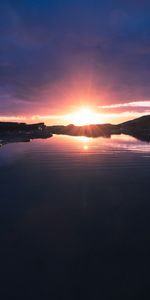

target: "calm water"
[1,134,150,299]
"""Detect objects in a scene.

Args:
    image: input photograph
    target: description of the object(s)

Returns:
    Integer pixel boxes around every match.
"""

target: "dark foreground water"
[1,134,150,299]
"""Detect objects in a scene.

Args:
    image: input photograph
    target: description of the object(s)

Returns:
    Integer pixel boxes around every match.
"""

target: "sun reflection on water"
[74,136,91,151]
[83,145,89,151]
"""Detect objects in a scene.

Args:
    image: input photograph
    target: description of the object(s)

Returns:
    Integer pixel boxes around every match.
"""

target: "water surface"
[1,134,150,299]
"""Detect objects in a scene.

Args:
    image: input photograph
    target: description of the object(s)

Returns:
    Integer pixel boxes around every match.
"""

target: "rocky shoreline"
[0,122,52,146]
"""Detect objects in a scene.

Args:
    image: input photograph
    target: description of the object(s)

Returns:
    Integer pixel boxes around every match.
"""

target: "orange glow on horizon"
[0,109,149,126]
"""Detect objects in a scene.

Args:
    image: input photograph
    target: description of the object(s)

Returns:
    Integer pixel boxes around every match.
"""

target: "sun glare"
[68,107,102,126]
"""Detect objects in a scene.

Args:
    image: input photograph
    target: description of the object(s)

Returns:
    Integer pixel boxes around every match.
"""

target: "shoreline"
[0,115,150,145]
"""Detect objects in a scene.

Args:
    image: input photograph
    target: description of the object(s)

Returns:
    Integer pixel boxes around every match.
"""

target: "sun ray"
[67,107,103,126]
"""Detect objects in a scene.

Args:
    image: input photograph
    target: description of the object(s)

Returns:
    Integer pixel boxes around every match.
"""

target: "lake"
[1,134,150,299]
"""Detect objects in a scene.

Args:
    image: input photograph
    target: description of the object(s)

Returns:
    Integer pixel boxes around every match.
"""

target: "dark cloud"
[0,0,150,115]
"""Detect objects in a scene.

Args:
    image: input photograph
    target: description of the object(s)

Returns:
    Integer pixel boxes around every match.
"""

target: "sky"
[0,0,150,124]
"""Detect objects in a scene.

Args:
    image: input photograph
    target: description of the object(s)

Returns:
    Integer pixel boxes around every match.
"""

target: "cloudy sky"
[0,0,150,124]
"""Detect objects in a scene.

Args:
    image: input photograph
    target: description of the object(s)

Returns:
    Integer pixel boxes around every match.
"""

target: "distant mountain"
[48,123,121,137]
[120,115,150,130]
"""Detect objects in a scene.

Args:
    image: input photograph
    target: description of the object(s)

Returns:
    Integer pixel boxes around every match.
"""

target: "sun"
[68,107,102,126]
